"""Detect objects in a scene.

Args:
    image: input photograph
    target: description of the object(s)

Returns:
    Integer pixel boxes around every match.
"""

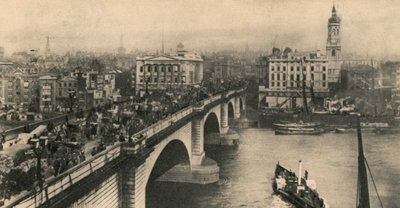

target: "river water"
[147,128,400,208]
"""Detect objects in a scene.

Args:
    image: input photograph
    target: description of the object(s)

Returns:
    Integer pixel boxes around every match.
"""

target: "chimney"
[298,160,302,186]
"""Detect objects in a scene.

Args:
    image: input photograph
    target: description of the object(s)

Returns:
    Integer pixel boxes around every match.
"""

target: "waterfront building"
[392,66,400,111]
[258,50,329,109]
[135,45,203,96]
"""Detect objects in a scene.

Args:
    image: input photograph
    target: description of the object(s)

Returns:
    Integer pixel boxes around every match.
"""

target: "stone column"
[220,102,229,134]
[235,97,241,119]
[191,117,205,166]
[119,159,146,208]
[150,65,154,83]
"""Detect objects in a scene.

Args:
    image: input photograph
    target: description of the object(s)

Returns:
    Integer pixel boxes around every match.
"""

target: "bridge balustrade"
[8,145,122,208]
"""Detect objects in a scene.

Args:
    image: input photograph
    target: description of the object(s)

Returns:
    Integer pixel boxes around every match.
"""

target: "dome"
[177,42,184,50]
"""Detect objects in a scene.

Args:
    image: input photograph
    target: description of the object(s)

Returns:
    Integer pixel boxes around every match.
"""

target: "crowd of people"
[0,78,247,202]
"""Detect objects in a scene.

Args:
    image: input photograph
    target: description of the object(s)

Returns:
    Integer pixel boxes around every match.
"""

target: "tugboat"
[272,160,328,208]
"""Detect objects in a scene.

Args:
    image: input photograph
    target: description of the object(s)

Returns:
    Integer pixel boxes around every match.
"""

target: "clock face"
[329,28,339,44]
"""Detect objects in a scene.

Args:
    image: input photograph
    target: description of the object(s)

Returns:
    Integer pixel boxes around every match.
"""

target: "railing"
[5,88,245,208]
[7,145,122,208]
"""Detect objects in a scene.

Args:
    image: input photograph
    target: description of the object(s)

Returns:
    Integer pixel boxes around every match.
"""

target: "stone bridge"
[7,89,246,208]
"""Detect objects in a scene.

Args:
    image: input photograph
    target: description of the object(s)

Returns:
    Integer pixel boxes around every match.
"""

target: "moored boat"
[373,127,400,134]
[335,128,356,133]
[272,161,328,208]
[273,121,321,128]
[275,128,325,135]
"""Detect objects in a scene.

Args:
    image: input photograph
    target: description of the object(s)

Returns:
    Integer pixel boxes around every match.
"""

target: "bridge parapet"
[7,144,122,208]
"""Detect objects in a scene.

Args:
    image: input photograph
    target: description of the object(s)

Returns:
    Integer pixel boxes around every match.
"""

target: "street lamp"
[68,90,76,113]
[32,137,46,189]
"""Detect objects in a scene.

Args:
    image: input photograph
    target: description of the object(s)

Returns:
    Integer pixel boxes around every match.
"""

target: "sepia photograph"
[0,0,399,207]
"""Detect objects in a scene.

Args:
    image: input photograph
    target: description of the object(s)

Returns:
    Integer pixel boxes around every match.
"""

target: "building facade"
[0,64,39,107]
[39,75,58,112]
[259,51,329,109]
[135,49,203,95]
[56,77,78,111]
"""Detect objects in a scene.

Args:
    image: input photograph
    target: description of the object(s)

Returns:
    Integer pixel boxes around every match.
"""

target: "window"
[271,74,275,80]
[311,66,314,71]
[154,78,158,82]
[291,82,294,87]
[68,83,71,87]
[291,66,294,71]
[290,74,294,81]
[147,66,150,73]
[140,79,143,83]
[271,66,274,71]
[271,82,275,87]
[161,66,164,73]
[277,74,280,80]
[296,74,300,81]
[322,74,326,81]
[297,66,300,71]
[140,66,143,72]
[283,74,286,80]
[168,67,171,73]
[59,83,62,87]
[323,66,326,72]
[59,90,62,96]
[277,82,280,87]
[311,74,314,80]
[283,66,286,71]
[323,82,326,87]
[277,66,280,71]
[332,49,336,57]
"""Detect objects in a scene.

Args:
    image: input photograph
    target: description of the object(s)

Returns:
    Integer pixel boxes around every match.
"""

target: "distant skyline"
[0,0,399,58]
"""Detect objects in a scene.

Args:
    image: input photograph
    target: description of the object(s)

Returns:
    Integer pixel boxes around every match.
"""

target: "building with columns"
[135,47,203,96]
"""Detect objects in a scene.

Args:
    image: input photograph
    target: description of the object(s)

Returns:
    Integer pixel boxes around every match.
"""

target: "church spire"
[332,4,337,15]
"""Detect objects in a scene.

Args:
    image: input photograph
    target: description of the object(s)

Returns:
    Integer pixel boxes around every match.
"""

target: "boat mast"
[356,116,370,208]
[371,59,377,117]
[301,57,309,115]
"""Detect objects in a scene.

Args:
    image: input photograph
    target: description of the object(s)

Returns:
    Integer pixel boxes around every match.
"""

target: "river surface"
[147,128,400,208]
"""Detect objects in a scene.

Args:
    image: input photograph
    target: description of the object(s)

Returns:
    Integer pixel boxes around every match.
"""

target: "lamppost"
[32,139,45,189]
[68,90,76,113]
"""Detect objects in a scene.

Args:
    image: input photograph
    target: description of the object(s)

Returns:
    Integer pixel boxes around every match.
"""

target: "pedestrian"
[53,158,60,176]
[91,147,97,156]
[119,133,125,142]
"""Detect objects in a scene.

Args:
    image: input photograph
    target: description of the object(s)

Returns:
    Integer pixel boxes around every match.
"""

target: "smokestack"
[298,160,302,186]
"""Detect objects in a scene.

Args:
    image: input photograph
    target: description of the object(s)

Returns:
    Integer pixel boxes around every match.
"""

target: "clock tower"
[326,5,341,60]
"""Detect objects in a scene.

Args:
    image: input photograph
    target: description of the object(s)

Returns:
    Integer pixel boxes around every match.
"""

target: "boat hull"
[273,163,326,208]
[275,128,324,135]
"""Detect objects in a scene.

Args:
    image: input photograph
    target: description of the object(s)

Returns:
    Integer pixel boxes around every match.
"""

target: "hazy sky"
[0,0,399,58]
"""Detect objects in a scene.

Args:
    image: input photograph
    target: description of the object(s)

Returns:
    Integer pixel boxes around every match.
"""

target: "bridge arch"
[145,139,191,207]
[203,111,220,135]
[227,101,235,119]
